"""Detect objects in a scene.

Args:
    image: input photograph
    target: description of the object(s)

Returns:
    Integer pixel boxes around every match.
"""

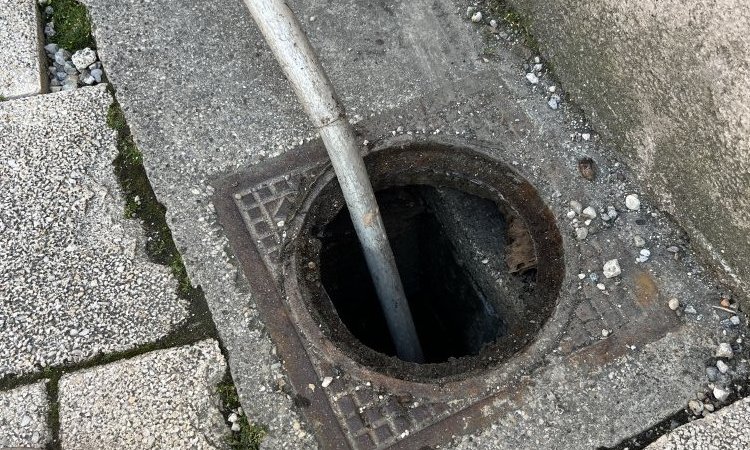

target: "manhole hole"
[215,140,564,449]
[289,145,562,382]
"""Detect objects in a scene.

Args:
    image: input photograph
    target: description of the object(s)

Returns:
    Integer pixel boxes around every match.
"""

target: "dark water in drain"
[319,185,510,363]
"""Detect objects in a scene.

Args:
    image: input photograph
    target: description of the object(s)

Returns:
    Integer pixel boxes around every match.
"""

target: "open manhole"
[216,140,564,449]
[289,145,562,381]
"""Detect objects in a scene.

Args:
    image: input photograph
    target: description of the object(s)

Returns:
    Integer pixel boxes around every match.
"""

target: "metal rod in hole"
[242,0,424,363]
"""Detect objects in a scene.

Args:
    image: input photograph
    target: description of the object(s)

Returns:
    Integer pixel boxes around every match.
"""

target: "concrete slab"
[58,339,229,450]
[0,381,50,448]
[0,0,46,98]
[83,0,750,448]
[0,86,189,378]
[645,397,750,450]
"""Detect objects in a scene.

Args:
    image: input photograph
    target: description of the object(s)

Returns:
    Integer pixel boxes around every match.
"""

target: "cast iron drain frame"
[214,137,567,450]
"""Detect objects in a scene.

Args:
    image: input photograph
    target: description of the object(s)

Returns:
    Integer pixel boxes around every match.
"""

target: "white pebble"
[713,386,730,402]
[548,85,556,93]
[668,298,680,310]
[601,329,610,337]
[597,283,606,291]
[688,400,703,415]
[684,305,697,314]
[490,19,497,27]
[581,133,591,141]
[575,228,588,240]
[566,210,576,219]
[231,422,241,432]
[730,316,741,325]
[471,11,483,23]
[582,206,597,219]
[716,343,734,359]
[569,200,583,214]
[603,259,622,278]
[625,194,641,211]
[525,72,539,84]
[322,376,333,388]
[716,360,729,374]
[578,273,586,280]
[634,235,646,247]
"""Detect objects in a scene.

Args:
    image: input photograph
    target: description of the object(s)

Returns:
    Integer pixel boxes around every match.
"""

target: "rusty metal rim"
[281,139,567,396]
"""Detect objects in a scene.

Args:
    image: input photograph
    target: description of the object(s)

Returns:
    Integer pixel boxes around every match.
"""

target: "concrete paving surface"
[0,381,50,449]
[0,0,45,98]
[58,339,229,449]
[0,0,746,448]
[646,397,750,450]
[82,0,750,448]
[0,86,189,378]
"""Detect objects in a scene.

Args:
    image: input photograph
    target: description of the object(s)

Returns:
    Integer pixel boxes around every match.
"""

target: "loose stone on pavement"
[0,381,51,448]
[59,339,230,449]
[0,86,189,377]
[0,0,46,98]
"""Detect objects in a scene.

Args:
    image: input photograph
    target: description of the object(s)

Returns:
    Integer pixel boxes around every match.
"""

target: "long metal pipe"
[242,0,424,363]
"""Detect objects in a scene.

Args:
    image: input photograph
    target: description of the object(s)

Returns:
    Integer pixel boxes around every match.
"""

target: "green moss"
[107,100,196,298]
[0,95,7,102]
[217,377,267,450]
[486,1,540,53]
[50,0,95,51]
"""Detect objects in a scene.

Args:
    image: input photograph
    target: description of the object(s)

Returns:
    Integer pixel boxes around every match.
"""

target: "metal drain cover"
[213,139,572,449]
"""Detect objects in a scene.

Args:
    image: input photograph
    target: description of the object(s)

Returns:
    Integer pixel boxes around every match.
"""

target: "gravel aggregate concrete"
[0,0,46,98]
[646,397,750,450]
[0,381,50,449]
[0,86,189,378]
[58,339,229,450]
[82,0,750,448]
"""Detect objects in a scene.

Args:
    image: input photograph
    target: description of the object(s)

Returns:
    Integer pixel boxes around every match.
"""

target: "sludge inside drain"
[292,144,564,381]
[319,185,537,363]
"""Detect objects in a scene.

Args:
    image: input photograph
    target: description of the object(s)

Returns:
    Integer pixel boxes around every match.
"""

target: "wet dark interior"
[318,185,510,363]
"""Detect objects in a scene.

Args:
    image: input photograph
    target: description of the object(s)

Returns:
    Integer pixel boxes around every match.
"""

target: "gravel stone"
[634,235,646,247]
[575,227,588,240]
[716,360,729,374]
[0,0,46,98]
[44,43,58,55]
[582,206,597,219]
[715,343,734,359]
[471,11,482,23]
[569,200,583,214]
[54,48,71,66]
[59,340,229,449]
[0,381,51,447]
[625,194,641,210]
[547,94,561,109]
[0,86,189,378]
[71,47,97,71]
[90,68,103,82]
[603,259,622,278]
[688,399,703,415]
[712,386,730,402]
[525,72,539,84]
[668,298,680,310]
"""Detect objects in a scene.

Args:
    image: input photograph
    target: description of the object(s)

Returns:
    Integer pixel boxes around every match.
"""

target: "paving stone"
[0,86,189,378]
[59,339,229,450]
[0,0,45,98]
[0,381,50,448]
[645,397,750,450]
